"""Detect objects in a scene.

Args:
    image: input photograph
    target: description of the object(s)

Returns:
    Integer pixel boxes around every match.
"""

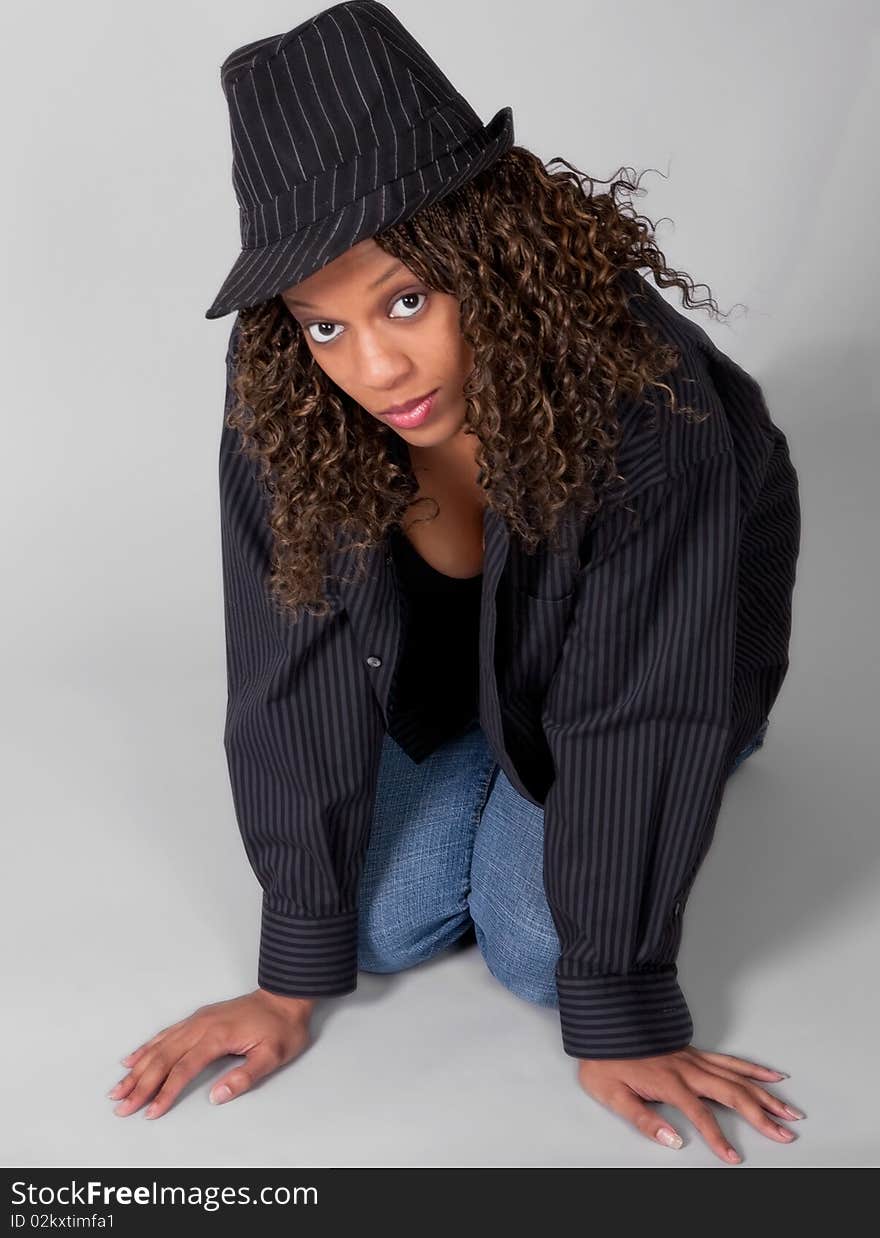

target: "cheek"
[303,346,358,403]
[424,314,472,378]
[304,341,339,381]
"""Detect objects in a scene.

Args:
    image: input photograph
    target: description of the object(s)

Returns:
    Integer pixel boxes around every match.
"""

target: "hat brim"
[204,105,514,320]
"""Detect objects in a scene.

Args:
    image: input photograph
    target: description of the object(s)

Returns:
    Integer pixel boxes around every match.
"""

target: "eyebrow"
[285,260,408,310]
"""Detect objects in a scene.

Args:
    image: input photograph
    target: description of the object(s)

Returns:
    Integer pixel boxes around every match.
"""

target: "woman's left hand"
[577,1045,805,1164]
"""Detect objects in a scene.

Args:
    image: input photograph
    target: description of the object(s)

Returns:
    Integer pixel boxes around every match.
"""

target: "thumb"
[209,1043,280,1105]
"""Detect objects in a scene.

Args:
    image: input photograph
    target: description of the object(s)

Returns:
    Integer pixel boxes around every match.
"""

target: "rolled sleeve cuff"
[556,967,694,1060]
[257,901,360,997]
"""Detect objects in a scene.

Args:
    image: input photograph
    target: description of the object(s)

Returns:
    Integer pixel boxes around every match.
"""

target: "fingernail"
[727,1147,742,1163]
[107,1086,120,1098]
[657,1128,682,1148]
[144,1104,158,1119]
[771,1069,789,1078]
[784,1105,804,1119]
[777,1127,795,1141]
[210,1085,232,1105]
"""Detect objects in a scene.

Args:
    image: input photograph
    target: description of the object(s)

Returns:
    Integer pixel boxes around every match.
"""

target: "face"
[279,238,475,452]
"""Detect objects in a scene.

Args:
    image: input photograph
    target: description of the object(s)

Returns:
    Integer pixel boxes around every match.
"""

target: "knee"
[357,896,471,974]
[469,894,560,1007]
[356,918,430,974]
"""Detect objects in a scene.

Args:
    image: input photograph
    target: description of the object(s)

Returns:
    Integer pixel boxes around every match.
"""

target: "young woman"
[107,2,803,1163]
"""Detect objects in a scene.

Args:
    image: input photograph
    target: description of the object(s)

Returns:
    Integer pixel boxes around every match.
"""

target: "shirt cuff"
[257,901,360,997]
[556,967,694,1059]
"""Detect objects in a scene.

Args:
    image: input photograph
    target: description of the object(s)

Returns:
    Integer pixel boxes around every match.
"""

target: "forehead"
[281,240,408,308]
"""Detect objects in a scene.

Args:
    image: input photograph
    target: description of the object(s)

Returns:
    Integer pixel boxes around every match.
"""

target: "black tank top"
[384,523,483,762]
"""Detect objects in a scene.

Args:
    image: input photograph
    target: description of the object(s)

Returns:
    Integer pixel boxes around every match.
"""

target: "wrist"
[257,987,319,1016]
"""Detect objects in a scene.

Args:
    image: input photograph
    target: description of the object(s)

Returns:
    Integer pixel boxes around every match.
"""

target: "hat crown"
[219,2,480,225]
[205,2,514,318]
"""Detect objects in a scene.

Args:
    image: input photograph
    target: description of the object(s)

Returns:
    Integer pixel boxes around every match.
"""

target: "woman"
[107,2,803,1163]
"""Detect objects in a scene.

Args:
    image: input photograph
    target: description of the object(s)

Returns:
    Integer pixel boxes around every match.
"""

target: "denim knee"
[357,897,473,974]
[469,896,560,1008]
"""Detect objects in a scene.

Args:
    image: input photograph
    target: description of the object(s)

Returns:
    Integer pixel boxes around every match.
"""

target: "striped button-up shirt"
[218,272,801,1059]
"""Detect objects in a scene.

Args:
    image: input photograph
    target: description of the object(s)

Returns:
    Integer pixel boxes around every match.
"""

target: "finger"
[110,1029,189,1098]
[684,1046,787,1081]
[142,1040,219,1119]
[696,1076,797,1146]
[113,1056,178,1117]
[680,1061,806,1121]
[107,1070,138,1101]
[120,1024,179,1067]
[601,1086,687,1153]
[208,1042,285,1107]
[665,1081,743,1165]
[108,1052,167,1099]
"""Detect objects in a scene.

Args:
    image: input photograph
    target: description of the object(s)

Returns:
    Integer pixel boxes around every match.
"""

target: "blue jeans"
[356,717,770,1005]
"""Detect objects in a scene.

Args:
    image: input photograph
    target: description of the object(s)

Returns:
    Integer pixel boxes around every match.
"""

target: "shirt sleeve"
[218,320,385,999]
[541,447,741,1060]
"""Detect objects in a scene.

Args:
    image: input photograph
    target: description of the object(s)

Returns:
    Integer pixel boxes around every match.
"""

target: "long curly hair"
[225,145,732,620]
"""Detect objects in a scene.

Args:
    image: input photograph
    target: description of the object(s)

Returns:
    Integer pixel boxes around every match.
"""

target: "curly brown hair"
[224,144,732,620]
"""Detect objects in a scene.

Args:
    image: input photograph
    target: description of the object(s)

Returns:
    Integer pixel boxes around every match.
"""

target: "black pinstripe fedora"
[204,1,514,320]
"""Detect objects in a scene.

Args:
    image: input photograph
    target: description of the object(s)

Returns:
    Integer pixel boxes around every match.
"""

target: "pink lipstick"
[381,389,439,428]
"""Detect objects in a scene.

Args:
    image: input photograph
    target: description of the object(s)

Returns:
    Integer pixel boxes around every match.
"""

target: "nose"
[352,329,414,391]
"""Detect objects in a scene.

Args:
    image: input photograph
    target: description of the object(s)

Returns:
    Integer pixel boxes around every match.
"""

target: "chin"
[407,420,462,447]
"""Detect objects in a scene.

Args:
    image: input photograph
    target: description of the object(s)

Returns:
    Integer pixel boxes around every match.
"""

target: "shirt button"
[366,655,382,668]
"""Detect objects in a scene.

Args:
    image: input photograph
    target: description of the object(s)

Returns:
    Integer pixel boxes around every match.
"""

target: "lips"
[380,389,439,428]
[380,389,437,418]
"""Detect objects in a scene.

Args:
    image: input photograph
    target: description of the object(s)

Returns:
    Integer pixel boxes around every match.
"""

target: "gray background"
[2,0,878,1169]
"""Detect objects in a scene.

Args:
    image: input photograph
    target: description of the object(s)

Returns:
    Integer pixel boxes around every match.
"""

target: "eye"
[389,291,427,319]
[306,321,344,345]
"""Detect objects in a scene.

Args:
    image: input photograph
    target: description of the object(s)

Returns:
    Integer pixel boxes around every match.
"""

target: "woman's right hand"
[107,988,318,1119]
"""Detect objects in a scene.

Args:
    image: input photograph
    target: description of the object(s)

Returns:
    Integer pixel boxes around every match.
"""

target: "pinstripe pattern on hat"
[205,2,514,319]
